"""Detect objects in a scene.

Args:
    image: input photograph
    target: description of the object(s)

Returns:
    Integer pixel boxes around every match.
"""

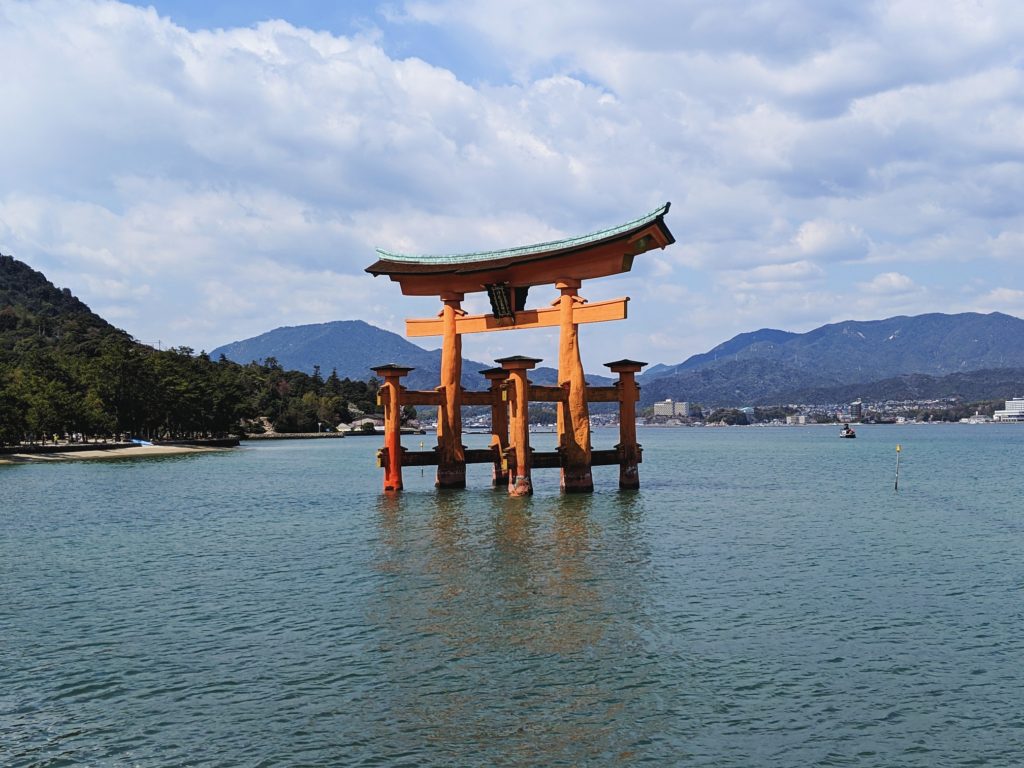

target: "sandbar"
[0,444,232,465]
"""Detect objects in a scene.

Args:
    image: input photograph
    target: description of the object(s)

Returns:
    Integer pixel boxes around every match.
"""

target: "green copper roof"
[374,203,670,266]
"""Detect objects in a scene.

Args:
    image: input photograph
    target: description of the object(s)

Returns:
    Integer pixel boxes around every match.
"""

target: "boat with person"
[840,424,857,438]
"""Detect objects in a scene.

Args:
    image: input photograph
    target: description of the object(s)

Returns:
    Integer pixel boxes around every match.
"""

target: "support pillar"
[497,355,541,497]
[437,292,466,488]
[555,279,593,493]
[605,359,646,490]
[481,367,510,487]
[372,364,414,492]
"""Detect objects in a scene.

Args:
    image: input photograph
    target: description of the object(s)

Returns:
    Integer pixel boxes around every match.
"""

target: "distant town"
[409,396,1024,434]
[631,395,1024,427]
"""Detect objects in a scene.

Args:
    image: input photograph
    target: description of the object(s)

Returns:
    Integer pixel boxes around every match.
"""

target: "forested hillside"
[0,255,382,444]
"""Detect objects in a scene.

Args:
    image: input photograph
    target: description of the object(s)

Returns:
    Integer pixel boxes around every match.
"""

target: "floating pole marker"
[894,444,902,492]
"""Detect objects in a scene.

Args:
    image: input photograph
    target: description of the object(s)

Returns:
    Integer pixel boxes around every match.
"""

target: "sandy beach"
[0,444,233,465]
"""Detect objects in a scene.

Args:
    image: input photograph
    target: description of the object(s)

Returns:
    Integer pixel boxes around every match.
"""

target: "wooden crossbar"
[405,297,628,337]
[398,385,634,407]
[461,391,497,406]
[400,448,497,467]
[529,385,567,402]
[397,447,639,470]
[586,385,633,403]
[401,390,444,407]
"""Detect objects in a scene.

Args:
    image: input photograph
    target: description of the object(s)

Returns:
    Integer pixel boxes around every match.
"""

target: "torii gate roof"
[366,203,674,296]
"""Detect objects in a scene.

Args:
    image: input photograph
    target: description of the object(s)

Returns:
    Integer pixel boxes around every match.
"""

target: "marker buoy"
[894,444,902,492]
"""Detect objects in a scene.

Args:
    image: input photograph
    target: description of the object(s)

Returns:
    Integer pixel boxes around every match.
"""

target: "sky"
[2,0,1023,372]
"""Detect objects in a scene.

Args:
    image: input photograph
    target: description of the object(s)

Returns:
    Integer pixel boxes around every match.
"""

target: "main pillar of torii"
[365,203,675,492]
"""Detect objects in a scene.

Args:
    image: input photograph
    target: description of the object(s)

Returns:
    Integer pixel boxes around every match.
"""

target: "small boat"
[839,425,856,439]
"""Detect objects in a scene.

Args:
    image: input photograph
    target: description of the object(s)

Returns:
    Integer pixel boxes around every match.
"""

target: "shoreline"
[0,443,235,465]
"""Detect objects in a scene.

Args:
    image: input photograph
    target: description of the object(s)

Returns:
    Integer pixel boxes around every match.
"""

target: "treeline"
[1,254,394,445]
[0,334,383,445]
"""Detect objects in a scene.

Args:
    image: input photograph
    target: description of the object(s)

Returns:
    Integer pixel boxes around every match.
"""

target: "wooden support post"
[555,279,593,493]
[605,359,646,490]
[481,367,510,487]
[437,292,466,488]
[371,364,414,492]
[497,356,541,497]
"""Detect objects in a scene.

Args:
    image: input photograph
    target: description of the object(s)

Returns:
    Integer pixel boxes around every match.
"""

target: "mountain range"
[638,312,1024,405]
[212,312,1024,407]
[6,249,1019,409]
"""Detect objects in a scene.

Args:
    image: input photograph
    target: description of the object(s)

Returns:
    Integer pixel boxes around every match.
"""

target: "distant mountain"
[641,312,1024,406]
[669,328,800,374]
[210,320,612,390]
[641,358,816,406]
[211,320,445,389]
[787,367,1024,405]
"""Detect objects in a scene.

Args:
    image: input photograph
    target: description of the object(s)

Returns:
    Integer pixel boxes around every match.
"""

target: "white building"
[993,397,1024,422]
[653,399,676,417]
[653,399,697,418]
[676,401,697,417]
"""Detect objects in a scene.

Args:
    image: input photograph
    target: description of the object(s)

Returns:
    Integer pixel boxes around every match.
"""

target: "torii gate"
[366,203,674,495]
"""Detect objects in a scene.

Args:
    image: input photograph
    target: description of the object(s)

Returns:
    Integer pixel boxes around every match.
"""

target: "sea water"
[2,425,1023,766]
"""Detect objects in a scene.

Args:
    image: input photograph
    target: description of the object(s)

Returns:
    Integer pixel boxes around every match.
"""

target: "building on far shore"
[993,397,1024,422]
[960,411,992,424]
[652,399,674,417]
[652,399,699,418]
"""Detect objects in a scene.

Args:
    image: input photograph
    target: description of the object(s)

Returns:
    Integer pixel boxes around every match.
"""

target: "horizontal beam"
[592,448,628,466]
[465,448,498,464]
[401,390,443,407]
[585,385,619,403]
[396,446,641,470]
[400,448,498,466]
[462,391,498,406]
[401,449,440,467]
[406,297,628,338]
[401,388,499,406]
[529,385,567,403]
[529,451,563,469]
[401,385,636,405]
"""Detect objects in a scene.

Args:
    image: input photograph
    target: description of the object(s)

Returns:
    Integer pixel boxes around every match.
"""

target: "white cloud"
[971,287,1024,317]
[793,220,871,261]
[990,230,1024,260]
[723,260,825,294]
[1,0,1023,371]
[858,272,919,296]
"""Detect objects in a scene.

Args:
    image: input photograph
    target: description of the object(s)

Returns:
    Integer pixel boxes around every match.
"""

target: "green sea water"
[2,425,1023,766]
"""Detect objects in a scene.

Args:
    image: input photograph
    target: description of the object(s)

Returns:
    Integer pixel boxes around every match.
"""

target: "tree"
[0,372,27,444]
[708,408,749,426]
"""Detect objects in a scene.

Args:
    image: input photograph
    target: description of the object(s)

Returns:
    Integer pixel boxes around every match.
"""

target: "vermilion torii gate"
[366,203,675,495]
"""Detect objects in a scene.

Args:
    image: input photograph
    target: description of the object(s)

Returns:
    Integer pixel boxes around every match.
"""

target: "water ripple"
[2,429,1024,765]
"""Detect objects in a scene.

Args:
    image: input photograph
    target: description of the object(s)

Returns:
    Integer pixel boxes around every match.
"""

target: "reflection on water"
[370,489,668,764]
